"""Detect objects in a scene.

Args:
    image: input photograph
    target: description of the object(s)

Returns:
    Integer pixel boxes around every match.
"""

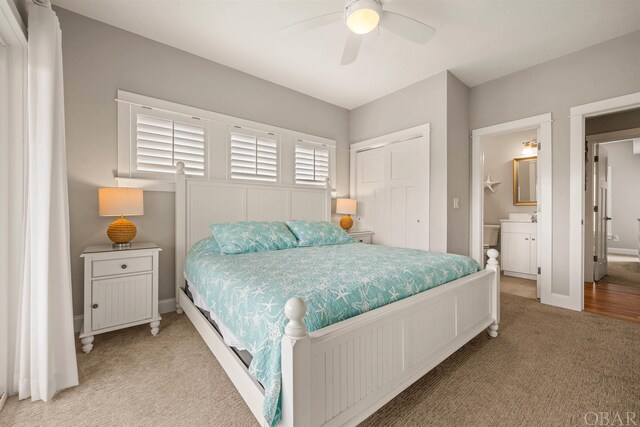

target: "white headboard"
[174,162,331,308]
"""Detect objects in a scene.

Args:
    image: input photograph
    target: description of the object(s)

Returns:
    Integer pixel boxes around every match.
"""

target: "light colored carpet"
[2,294,639,427]
[500,273,537,300]
[603,256,640,288]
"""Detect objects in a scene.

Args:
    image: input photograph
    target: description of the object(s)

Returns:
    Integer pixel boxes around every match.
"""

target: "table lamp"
[99,187,144,249]
[336,198,357,231]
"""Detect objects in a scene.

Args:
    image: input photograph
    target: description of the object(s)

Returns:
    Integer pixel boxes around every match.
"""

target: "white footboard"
[281,250,500,427]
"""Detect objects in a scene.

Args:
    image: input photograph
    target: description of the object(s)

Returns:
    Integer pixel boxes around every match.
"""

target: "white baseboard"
[74,298,177,333]
[608,247,639,256]
[0,392,7,412]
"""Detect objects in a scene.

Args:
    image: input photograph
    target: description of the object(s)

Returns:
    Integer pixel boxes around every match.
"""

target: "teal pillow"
[285,220,354,247]
[189,236,220,254]
[209,221,298,254]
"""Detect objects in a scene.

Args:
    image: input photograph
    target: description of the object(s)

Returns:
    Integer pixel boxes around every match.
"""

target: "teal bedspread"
[184,240,481,426]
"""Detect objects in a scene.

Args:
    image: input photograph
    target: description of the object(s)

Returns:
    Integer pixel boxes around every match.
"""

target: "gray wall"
[446,73,471,255]
[350,71,470,254]
[483,129,538,225]
[603,140,640,251]
[586,107,640,136]
[57,8,351,316]
[470,29,640,295]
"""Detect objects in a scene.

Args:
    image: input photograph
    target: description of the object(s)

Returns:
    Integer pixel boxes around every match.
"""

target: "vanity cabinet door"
[502,232,531,273]
[529,234,538,275]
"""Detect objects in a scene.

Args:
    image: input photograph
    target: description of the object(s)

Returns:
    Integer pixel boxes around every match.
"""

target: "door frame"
[349,124,431,247]
[470,113,552,303]
[0,0,27,400]
[569,92,640,311]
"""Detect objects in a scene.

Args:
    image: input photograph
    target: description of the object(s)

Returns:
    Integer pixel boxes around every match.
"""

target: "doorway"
[471,113,553,304]
[582,113,640,322]
[569,91,640,316]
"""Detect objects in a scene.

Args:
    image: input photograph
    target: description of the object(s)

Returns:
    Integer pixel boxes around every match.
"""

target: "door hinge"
[538,143,541,151]
[594,155,599,162]
[594,205,599,213]
[537,266,541,275]
[593,255,598,262]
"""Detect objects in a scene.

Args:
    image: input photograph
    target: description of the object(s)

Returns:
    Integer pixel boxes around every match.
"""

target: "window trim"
[116,91,336,192]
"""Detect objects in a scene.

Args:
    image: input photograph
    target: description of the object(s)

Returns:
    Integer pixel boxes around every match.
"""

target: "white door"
[593,144,609,281]
[387,138,428,250]
[356,147,389,245]
[356,137,428,249]
[502,232,531,273]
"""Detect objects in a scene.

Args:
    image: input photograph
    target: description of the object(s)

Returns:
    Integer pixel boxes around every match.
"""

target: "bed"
[174,163,500,427]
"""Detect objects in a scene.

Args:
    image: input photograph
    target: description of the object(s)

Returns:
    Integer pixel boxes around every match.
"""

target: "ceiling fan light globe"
[345,0,382,35]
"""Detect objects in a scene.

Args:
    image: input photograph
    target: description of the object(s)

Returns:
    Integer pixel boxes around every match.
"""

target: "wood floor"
[584,281,640,323]
[499,271,640,324]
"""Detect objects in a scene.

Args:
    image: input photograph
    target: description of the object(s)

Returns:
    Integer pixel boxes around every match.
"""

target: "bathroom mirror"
[513,156,537,206]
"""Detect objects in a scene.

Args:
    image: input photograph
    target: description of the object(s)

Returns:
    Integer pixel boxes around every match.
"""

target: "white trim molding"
[0,0,27,398]
[608,247,638,256]
[115,91,337,193]
[470,113,553,305]
[569,90,640,311]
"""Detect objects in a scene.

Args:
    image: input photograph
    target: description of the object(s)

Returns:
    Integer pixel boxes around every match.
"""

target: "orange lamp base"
[107,216,137,246]
[339,214,353,232]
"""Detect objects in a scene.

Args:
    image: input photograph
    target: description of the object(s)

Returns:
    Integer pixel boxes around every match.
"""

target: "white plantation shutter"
[230,131,278,182]
[135,113,205,176]
[295,145,329,185]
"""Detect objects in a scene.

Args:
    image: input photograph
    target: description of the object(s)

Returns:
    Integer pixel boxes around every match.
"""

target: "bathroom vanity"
[500,218,537,281]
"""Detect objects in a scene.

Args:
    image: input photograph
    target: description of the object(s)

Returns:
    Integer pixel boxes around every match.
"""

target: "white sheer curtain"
[14,1,78,401]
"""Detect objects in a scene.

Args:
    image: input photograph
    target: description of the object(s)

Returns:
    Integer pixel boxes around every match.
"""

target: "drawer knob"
[121,264,127,269]
[92,303,98,309]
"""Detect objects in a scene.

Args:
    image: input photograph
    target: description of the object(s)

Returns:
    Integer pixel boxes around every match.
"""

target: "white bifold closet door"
[356,137,428,249]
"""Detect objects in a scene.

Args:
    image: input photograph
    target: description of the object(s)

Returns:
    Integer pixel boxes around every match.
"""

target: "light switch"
[453,197,460,209]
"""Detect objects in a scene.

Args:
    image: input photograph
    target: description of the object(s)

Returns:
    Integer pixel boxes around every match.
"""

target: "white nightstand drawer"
[352,234,371,244]
[348,230,373,244]
[92,274,153,330]
[92,256,152,277]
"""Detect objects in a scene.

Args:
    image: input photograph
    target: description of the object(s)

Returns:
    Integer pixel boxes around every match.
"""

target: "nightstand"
[348,230,373,244]
[79,243,162,353]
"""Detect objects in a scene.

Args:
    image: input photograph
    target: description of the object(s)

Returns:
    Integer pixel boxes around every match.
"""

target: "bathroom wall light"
[521,140,538,156]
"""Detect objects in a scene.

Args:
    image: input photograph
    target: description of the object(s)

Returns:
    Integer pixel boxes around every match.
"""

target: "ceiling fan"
[278,0,435,65]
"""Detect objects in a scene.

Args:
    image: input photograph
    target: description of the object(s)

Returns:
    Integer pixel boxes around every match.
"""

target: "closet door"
[387,138,428,250]
[356,147,389,245]
[356,137,428,249]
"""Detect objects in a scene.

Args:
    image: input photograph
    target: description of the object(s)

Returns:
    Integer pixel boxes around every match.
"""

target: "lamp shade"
[99,188,144,217]
[336,198,357,215]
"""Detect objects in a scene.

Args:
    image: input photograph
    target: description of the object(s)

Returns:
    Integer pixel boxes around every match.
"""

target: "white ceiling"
[52,0,640,109]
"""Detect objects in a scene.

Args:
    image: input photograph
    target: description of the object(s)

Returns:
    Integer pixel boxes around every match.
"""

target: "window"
[295,145,330,185]
[135,113,206,176]
[230,130,278,182]
[117,91,337,189]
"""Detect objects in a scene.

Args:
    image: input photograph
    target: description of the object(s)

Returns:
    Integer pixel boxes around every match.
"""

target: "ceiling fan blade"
[380,11,435,44]
[278,12,342,37]
[341,32,362,65]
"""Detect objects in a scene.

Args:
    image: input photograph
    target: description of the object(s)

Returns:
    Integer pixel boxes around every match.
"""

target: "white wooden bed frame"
[174,163,500,427]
